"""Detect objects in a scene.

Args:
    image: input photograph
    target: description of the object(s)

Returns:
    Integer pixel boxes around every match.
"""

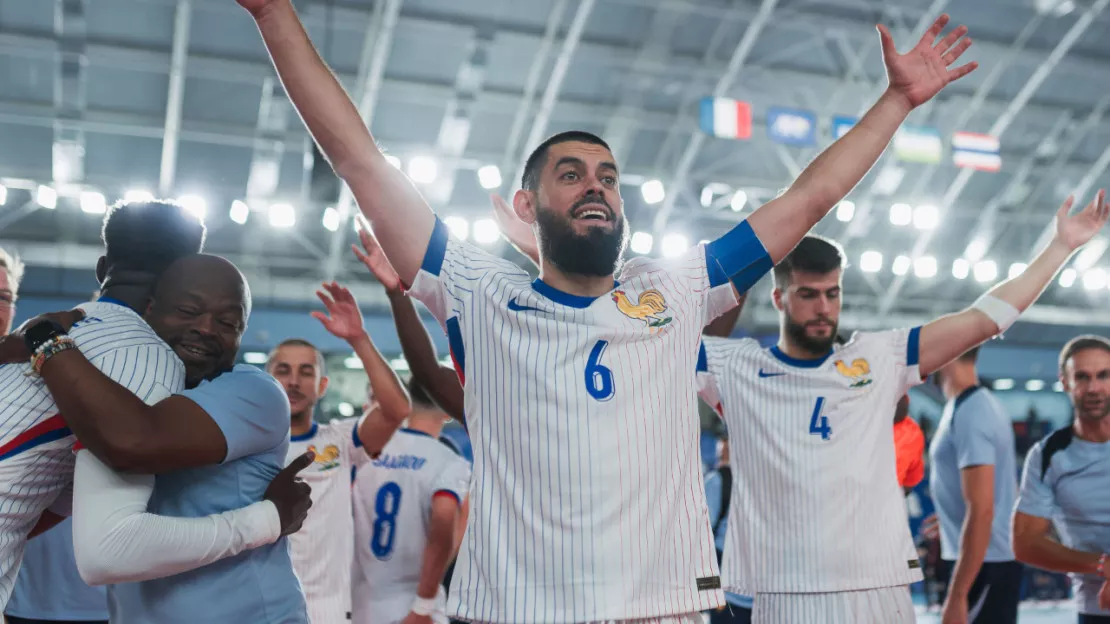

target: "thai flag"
[699,97,752,140]
[952,132,1002,172]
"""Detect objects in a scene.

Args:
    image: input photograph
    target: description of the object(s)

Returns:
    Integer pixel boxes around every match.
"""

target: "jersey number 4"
[585,340,615,401]
[371,481,402,560]
[809,397,832,440]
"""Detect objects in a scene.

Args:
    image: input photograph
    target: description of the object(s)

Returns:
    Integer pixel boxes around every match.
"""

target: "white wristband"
[972,293,1021,334]
[411,595,436,616]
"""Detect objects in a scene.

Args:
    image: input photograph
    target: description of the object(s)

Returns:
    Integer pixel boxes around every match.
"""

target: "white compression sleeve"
[71,450,282,585]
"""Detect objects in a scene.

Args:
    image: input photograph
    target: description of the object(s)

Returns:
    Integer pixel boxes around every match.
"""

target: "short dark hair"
[772,235,846,286]
[101,200,207,274]
[1059,335,1110,374]
[958,346,981,363]
[406,375,436,409]
[521,131,612,192]
[267,338,326,375]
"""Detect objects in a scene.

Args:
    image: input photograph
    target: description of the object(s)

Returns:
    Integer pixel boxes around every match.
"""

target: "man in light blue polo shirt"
[5,517,108,624]
[929,346,1021,623]
[1015,335,1110,623]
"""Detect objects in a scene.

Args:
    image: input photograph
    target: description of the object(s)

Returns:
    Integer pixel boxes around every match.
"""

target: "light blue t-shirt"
[703,467,753,610]
[108,365,308,623]
[5,517,109,621]
[1017,429,1110,616]
[928,385,1017,563]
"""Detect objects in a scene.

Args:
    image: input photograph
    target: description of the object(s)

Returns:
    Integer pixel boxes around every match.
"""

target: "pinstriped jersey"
[406,218,763,623]
[697,329,925,594]
[285,418,368,624]
[0,300,184,608]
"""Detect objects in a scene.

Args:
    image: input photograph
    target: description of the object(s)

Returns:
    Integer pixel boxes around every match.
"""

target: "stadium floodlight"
[124,189,155,203]
[889,202,912,226]
[337,403,355,417]
[952,258,970,280]
[177,194,207,220]
[993,378,1015,390]
[390,357,410,372]
[630,231,653,254]
[477,165,502,190]
[80,191,106,214]
[835,200,855,222]
[0,184,6,205]
[661,233,689,258]
[229,200,250,225]
[443,216,469,241]
[913,255,937,278]
[1008,263,1028,279]
[1082,268,1107,291]
[973,260,997,283]
[384,154,402,169]
[1025,379,1045,391]
[1058,268,1077,288]
[640,179,665,205]
[730,190,747,212]
[472,218,500,245]
[36,185,57,209]
[965,239,987,262]
[242,352,267,364]
[322,207,340,232]
[913,204,939,230]
[344,355,364,370]
[268,203,296,228]
[1053,381,1064,392]
[860,251,883,273]
[407,156,438,184]
[892,255,911,276]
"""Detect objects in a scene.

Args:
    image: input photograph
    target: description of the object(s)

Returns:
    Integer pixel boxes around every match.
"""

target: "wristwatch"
[22,318,68,356]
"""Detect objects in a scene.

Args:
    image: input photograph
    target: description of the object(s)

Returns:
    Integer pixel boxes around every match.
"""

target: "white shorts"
[353,586,448,624]
[587,612,704,624]
[752,586,914,624]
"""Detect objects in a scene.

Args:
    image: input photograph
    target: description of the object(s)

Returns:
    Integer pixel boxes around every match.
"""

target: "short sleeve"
[407,217,529,326]
[432,455,471,504]
[868,327,924,394]
[179,368,290,464]
[1016,443,1057,519]
[706,220,773,299]
[952,395,1000,469]
[89,345,185,406]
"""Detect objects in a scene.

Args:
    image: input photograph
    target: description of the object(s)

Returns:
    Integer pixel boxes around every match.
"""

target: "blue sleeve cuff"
[696,342,708,373]
[907,326,921,367]
[419,218,450,277]
[705,221,773,293]
[352,419,363,449]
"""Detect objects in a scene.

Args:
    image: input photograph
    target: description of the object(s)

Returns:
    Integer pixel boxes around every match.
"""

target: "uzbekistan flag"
[952,132,1002,172]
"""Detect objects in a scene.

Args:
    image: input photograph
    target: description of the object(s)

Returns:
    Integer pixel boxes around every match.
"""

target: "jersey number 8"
[371,481,403,559]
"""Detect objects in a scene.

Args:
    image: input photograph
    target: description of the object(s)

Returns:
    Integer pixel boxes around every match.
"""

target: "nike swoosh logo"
[508,297,546,313]
[758,369,786,378]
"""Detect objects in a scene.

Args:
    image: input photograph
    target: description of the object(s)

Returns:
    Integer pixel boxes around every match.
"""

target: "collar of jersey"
[768,345,831,369]
[401,427,434,439]
[530,278,619,309]
[291,422,318,442]
[96,296,133,311]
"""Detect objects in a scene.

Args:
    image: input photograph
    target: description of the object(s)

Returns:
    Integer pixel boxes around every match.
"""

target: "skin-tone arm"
[311,281,412,456]
[1013,511,1106,575]
[353,223,466,422]
[919,192,1109,376]
[745,16,975,264]
[941,466,995,624]
[238,0,434,285]
[401,495,461,624]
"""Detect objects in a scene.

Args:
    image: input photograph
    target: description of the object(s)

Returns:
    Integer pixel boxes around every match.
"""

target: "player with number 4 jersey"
[697,190,1110,622]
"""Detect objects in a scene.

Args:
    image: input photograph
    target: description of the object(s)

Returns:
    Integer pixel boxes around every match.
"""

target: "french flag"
[952,131,1002,172]
[699,97,752,140]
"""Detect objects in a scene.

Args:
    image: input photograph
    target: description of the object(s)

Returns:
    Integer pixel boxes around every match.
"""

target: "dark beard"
[784,316,838,356]
[535,206,628,277]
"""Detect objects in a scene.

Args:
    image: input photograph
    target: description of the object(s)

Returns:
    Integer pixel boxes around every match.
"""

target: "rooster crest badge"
[835,358,873,388]
[612,288,672,331]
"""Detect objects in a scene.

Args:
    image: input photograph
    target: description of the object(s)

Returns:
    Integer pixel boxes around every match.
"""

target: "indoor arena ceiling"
[2,0,1110,331]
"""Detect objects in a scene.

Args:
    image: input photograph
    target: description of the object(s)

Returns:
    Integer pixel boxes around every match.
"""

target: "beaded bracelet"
[32,337,77,376]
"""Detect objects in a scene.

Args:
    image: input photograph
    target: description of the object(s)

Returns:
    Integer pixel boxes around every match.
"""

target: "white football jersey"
[697,329,925,595]
[406,217,760,622]
[0,300,184,607]
[351,428,470,624]
[285,417,368,624]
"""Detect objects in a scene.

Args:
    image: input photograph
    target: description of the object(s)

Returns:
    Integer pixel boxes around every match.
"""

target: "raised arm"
[238,0,433,284]
[353,225,466,422]
[746,15,976,264]
[918,192,1109,376]
[310,280,412,456]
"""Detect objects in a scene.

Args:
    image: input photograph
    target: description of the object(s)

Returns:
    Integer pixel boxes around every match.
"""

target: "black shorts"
[1079,615,1110,623]
[938,559,1023,624]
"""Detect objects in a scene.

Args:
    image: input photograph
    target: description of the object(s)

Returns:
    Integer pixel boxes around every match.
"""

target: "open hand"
[352,219,402,294]
[490,194,540,267]
[265,450,314,535]
[880,14,977,109]
[311,281,367,343]
[1053,189,1109,252]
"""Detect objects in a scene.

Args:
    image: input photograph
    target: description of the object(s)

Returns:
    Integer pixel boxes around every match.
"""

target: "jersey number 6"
[585,340,615,401]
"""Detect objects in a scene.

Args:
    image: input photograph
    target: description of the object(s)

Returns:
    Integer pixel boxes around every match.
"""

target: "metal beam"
[50,0,89,187]
[158,0,191,196]
[509,0,597,192]
[652,0,779,238]
[876,0,1109,315]
[323,0,402,281]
